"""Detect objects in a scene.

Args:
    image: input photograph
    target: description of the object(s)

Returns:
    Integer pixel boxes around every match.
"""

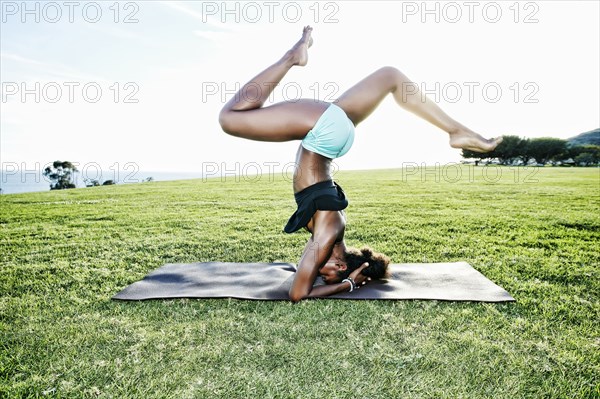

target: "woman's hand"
[349,262,372,289]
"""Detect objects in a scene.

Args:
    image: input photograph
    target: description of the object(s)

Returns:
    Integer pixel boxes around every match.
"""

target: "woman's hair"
[338,246,391,280]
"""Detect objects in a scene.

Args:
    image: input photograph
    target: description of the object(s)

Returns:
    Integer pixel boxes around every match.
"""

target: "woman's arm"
[288,210,347,302]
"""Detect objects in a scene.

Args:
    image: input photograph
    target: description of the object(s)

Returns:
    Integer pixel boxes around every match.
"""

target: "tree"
[572,145,600,166]
[513,137,538,166]
[461,134,598,166]
[461,135,534,165]
[43,161,78,190]
[84,179,101,187]
[461,149,492,164]
[102,180,116,185]
[493,135,526,165]
[528,138,567,164]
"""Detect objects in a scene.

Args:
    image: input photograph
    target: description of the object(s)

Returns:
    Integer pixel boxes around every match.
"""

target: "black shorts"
[284,179,348,233]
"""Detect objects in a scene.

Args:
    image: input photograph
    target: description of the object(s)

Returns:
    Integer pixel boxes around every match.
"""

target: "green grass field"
[1,166,598,398]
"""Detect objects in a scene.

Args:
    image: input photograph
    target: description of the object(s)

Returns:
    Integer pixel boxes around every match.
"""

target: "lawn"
[1,165,598,398]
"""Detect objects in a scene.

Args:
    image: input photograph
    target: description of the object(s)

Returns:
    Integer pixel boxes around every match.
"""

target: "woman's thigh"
[219,99,330,142]
[334,66,404,126]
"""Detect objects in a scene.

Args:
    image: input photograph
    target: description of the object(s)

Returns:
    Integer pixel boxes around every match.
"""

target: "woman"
[218,26,501,302]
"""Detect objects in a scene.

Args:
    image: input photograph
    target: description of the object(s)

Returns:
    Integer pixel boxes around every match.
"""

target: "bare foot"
[449,130,503,153]
[286,25,313,66]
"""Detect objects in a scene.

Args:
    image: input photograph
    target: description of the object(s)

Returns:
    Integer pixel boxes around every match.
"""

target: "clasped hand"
[349,262,372,289]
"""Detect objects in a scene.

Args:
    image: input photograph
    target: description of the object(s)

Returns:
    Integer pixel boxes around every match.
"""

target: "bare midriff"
[293,145,345,240]
[292,145,334,193]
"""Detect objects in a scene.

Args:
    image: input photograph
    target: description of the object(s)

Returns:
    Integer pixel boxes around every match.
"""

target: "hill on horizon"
[567,128,600,146]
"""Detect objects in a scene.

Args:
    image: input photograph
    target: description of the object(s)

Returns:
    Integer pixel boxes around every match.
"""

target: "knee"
[378,66,402,78]
[377,66,410,92]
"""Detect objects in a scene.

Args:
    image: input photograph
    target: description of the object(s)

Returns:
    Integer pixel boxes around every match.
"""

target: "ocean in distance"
[0,170,205,195]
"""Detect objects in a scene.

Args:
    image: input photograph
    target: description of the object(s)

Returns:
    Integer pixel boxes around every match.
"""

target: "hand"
[349,262,372,289]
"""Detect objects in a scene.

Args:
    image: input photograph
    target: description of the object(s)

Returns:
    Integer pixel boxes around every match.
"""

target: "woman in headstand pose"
[218,26,502,302]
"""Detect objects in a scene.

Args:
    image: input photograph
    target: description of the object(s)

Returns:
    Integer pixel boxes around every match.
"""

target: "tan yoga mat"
[112,261,514,302]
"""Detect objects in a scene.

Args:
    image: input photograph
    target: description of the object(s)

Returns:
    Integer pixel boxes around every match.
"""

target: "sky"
[1,0,599,177]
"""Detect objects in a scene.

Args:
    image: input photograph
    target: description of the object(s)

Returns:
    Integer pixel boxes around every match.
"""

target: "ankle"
[447,127,460,136]
[280,51,296,67]
[448,124,473,136]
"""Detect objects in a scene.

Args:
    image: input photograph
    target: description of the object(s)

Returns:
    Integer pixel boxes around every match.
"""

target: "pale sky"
[1,0,599,174]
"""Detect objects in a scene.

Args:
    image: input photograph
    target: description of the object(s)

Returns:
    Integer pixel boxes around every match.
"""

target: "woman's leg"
[334,66,502,152]
[218,26,329,142]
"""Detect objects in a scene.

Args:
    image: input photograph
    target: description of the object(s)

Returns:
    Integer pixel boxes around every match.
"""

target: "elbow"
[218,109,230,133]
[288,289,307,303]
[289,295,302,304]
[218,108,236,136]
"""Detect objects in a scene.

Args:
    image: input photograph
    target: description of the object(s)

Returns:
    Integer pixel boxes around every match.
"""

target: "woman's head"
[337,246,391,281]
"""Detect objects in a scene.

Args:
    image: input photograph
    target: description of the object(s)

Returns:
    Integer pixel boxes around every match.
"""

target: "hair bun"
[343,245,390,280]
[361,247,373,258]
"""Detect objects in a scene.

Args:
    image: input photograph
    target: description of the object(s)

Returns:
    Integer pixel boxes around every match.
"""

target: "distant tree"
[461,134,531,165]
[43,161,78,190]
[559,145,585,164]
[493,135,525,165]
[572,145,600,166]
[102,180,116,186]
[84,178,101,187]
[461,149,491,164]
[513,137,538,166]
[574,152,595,166]
[143,177,154,182]
[528,138,567,164]
[461,134,599,166]
[559,144,581,161]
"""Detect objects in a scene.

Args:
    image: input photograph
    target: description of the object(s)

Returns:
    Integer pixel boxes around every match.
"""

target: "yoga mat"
[113,261,514,302]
